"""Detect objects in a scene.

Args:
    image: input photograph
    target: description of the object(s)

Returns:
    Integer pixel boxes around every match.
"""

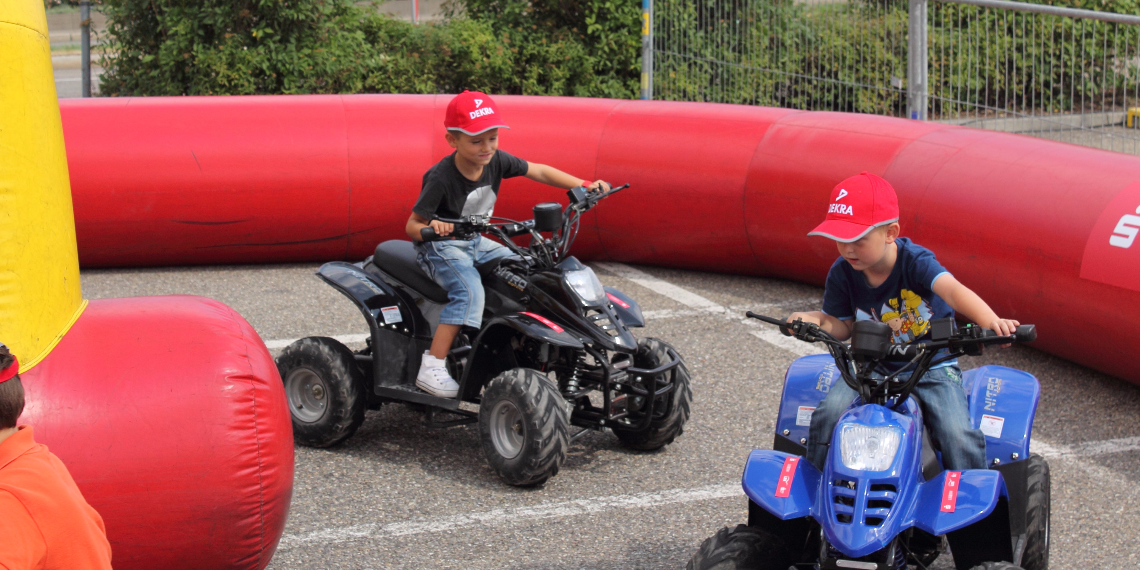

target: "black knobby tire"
[686,525,794,570]
[276,337,366,448]
[613,338,693,451]
[478,368,568,486]
[968,563,1025,570]
[1020,454,1051,570]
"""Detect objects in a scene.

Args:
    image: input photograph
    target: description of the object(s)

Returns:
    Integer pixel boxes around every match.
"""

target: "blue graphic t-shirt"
[822,238,955,369]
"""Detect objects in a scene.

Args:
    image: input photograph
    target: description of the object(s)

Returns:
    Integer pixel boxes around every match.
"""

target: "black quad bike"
[276,184,693,486]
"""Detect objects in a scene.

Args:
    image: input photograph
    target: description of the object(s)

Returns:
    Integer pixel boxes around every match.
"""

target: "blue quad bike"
[275,184,692,486]
[688,314,1048,570]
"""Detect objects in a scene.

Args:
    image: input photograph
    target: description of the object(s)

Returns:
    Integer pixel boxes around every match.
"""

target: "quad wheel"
[612,338,693,451]
[1020,453,1051,570]
[686,525,794,570]
[276,337,366,448]
[478,367,568,486]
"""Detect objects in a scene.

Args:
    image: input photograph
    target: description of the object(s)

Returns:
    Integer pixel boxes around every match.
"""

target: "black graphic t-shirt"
[822,238,956,369]
[412,150,529,221]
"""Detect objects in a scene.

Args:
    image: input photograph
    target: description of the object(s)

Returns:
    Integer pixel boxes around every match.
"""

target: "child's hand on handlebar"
[985,318,1021,336]
[430,219,454,237]
[785,312,819,336]
[986,317,1021,348]
[585,180,611,194]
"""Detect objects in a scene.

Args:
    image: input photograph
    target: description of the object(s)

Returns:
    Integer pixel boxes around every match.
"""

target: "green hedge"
[97,0,641,98]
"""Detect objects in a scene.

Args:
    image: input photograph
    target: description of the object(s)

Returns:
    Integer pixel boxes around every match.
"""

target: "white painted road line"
[1033,436,1140,459]
[595,262,826,356]
[263,333,370,350]
[278,483,740,549]
[277,434,1138,550]
[594,262,724,311]
[747,328,828,357]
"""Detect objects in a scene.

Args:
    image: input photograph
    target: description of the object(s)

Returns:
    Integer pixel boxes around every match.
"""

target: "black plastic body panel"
[317,262,426,388]
[773,434,807,457]
[947,497,1015,569]
[603,286,645,328]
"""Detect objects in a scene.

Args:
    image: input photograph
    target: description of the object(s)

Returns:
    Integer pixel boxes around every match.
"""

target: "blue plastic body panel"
[753,359,1019,559]
[962,365,1040,465]
[775,354,840,447]
[818,403,922,557]
[910,469,1007,536]
[742,450,821,520]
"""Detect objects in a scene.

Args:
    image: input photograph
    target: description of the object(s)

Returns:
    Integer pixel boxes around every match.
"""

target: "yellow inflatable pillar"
[0,0,85,372]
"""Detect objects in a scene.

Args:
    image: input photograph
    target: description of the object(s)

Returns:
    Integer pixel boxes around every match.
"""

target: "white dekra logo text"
[829,203,854,216]
[474,98,484,108]
[1109,205,1140,249]
[836,189,848,201]
[469,107,495,119]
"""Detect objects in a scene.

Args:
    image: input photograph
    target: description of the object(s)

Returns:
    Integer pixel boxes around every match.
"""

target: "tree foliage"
[97,0,640,98]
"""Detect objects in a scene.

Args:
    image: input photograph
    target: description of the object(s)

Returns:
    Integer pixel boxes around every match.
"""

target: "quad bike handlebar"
[745,310,1036,407]
[418,183,631,268]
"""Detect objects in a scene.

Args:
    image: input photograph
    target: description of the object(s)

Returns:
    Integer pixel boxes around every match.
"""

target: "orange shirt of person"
[0,346,112,570]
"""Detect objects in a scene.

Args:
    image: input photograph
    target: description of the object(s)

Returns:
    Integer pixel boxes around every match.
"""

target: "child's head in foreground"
[443,90,509,167]
[0,345,22,430]
[808,171,902,272]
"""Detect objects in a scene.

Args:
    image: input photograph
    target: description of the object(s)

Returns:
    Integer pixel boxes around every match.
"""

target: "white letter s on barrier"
[1110,210,1140,248]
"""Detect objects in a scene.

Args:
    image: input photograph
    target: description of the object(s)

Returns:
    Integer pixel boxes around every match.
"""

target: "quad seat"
[371,241,449,303]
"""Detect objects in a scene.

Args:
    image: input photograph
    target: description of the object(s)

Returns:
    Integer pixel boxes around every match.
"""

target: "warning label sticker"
[979,415,1005,439]
[796,406,816,427]
[380,306,403,325]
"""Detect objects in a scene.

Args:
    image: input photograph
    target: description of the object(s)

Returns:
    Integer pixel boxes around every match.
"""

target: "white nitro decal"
[979,415,1005,439]
[380,306,403,325]
[1109,206,1140,248]
[796,406,816,427]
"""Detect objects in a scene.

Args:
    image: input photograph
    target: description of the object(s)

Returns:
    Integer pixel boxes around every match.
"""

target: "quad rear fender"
[773,354,838,456]
[317,262,418,337]
[962,365,1040,466]
[457,314,585,400]
[316,262,427,386]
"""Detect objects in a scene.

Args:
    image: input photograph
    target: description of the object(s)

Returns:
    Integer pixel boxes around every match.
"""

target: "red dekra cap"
[444,91,509,136]
[807,172,900,242]
[0,347,18,384]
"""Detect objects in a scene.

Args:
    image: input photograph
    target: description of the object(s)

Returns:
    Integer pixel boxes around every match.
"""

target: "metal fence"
[643,0,1140,156]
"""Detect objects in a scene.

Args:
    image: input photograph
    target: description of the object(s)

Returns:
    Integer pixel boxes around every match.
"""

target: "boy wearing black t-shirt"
[787,172,1020,471]
[405,91,609,397]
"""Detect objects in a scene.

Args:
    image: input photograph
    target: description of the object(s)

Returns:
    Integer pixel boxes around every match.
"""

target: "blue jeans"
[415,236,515,329]
[806,365,987,471]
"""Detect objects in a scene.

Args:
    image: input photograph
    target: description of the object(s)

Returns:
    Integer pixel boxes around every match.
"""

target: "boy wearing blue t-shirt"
[788,172,1020,471]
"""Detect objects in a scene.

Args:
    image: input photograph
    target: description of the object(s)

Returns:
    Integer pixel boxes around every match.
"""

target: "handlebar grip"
[745,312,795,336]
[1015,324,1037,343]
[885,344,922,361]
[420,227,442,242]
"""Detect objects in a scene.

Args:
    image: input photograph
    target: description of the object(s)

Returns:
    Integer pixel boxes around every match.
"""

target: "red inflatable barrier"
[58,95,1140,384]
[20,295,293,570]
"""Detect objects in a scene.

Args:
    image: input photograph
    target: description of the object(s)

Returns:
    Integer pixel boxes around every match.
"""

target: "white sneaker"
[415,351,459,398]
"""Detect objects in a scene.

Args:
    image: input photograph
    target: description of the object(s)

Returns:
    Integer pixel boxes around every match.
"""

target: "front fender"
[603,286,644,328]
[909,469,1007,536]
[489,314,586,348]
[741,450,821,520]
[458,314,585,400]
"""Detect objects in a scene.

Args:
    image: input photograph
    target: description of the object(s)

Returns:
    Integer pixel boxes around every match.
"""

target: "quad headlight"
[838,424,902,472]
[564,267,605,304]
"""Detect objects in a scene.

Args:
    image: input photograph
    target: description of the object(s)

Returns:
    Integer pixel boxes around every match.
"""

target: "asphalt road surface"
[81,261,1140,569]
